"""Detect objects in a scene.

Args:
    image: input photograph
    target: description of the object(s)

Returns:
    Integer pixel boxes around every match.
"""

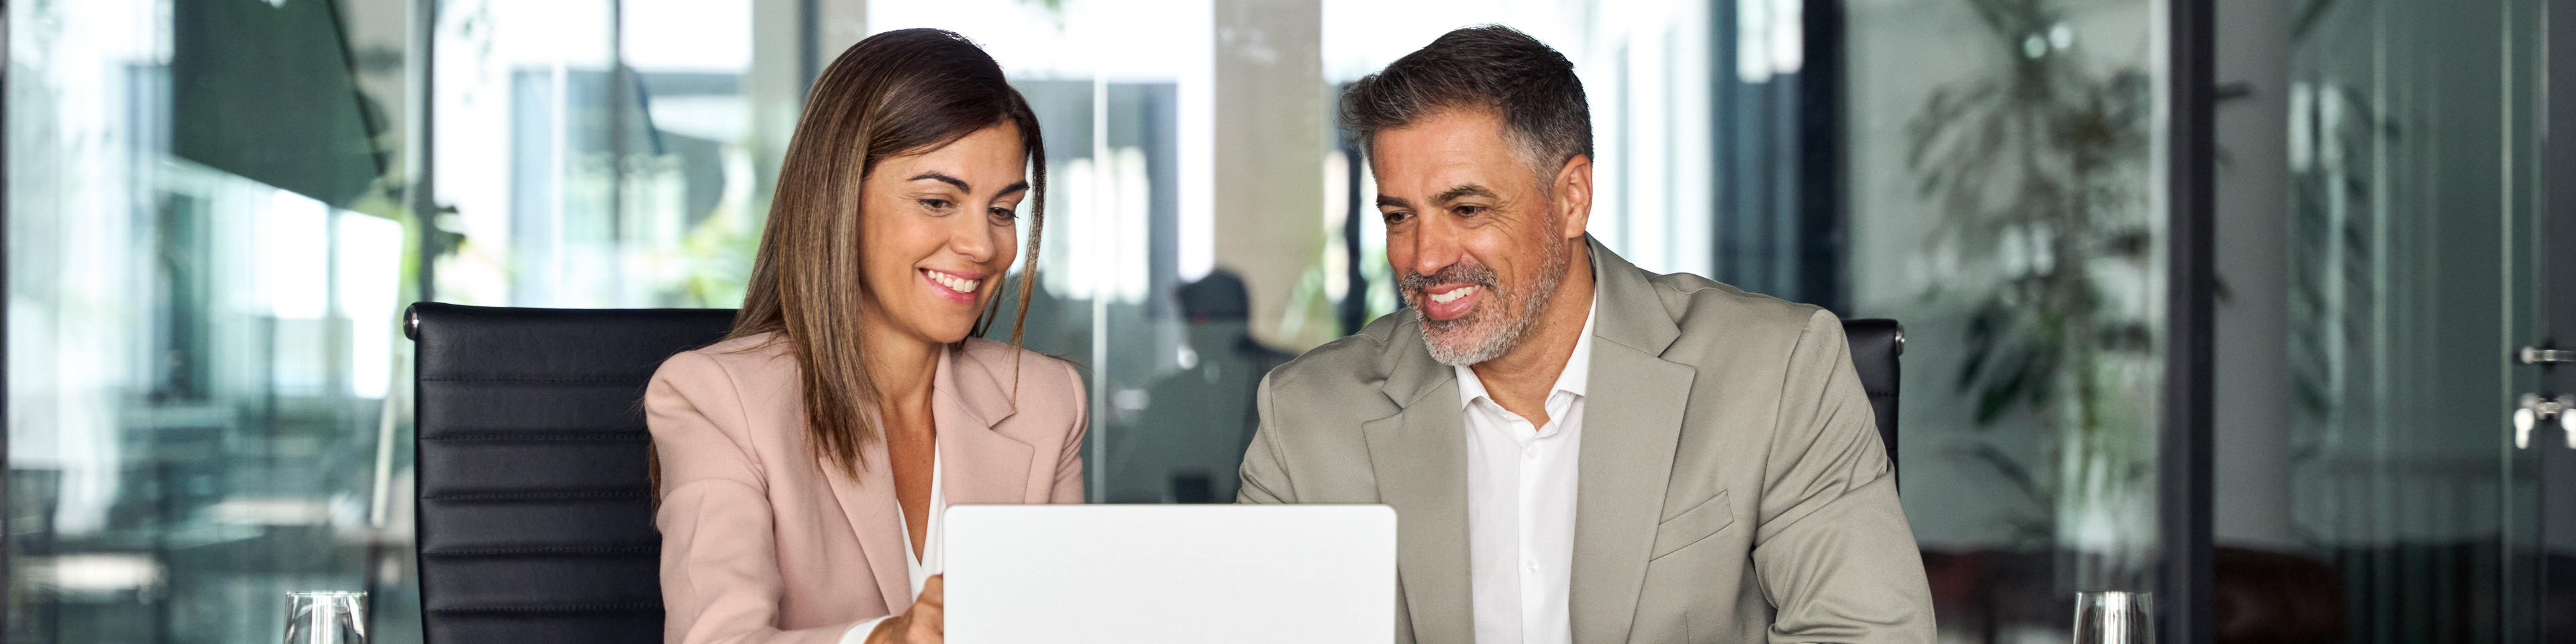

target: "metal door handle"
[2514,393,2576,449]
[2523,347,2575,364]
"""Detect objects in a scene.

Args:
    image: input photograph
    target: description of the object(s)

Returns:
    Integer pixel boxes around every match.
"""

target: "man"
[1237,25,1935,644]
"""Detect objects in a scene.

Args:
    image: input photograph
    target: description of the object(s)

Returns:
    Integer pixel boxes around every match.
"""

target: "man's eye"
[1455,205,1484,217]
[1382,211,1412,225]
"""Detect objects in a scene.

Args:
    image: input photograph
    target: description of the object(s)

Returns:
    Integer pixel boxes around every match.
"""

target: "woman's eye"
[988,207,1018,223]
[921,198,953,211]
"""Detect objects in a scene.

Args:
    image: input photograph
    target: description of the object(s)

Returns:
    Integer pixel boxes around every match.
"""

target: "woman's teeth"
[929,270,980,294]
[1429,285,1478,304]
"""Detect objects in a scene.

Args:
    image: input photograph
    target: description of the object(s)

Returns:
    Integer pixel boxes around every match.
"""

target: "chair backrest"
[1841,318,1904,474]
[408,303,736,644]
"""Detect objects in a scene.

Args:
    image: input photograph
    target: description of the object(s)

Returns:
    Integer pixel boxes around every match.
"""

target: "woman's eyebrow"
[909,172,970,192]
[994,180,1031,197]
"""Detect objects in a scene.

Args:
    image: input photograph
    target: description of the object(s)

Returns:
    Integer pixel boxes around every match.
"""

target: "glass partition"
[428,0,767,309]
[1845,0,2171,639]
[6,0,2189,641]
[2212,0,2557,639]
[9,0,416,640]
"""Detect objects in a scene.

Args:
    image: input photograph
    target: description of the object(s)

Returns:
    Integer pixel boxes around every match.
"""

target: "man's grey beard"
[1401,241,1573,367]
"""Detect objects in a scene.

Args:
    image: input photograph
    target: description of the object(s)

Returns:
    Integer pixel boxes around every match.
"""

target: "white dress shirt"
[843,453,943,644]
[1457,300,1595,644]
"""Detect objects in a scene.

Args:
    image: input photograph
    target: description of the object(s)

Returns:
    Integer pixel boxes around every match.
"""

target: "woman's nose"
[948,216,997,263]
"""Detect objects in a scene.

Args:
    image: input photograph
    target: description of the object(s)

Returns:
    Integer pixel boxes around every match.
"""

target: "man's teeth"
[929,271,980,294]
[1429,285,1477,305]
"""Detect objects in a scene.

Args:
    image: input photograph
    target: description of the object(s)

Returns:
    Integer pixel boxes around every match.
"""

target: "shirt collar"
[1454,292,1598,409]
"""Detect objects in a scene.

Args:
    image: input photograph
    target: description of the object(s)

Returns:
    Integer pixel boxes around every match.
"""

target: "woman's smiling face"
[856,122,1027,345]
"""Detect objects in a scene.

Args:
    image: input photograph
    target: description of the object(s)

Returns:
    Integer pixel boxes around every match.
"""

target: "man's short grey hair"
[1341,25,1593,189]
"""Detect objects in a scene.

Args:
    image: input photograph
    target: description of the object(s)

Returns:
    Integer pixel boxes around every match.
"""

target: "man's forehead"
[1372,112,1528,197]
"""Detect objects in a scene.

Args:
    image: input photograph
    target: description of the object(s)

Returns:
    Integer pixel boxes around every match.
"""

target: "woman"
[646,29,1080,644]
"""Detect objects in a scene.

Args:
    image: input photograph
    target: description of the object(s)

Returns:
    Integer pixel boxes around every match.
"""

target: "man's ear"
[1552,154,1593,239]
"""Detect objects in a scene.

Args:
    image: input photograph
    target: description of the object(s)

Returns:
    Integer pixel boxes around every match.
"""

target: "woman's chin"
[919,318,980,345]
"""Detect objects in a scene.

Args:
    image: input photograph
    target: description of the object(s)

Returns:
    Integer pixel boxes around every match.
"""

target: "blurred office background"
[8,0,2571,642]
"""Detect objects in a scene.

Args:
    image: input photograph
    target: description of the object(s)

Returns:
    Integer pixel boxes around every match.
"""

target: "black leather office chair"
[1841,318,1904,474]
[407,303,735,644]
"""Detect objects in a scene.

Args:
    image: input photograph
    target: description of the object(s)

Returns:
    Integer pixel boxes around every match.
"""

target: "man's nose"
[1408,216,1462,279]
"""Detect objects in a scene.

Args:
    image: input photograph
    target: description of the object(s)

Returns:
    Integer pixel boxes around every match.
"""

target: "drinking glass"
[283,591,369,644]
[2072,590,2153,644]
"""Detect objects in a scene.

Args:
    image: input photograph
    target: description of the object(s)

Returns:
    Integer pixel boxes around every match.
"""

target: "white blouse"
[841,453,944,644]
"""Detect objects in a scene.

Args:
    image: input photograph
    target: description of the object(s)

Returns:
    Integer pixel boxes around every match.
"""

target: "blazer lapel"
[931,346,1035,504]
[821,346,1038,614]
[1363,239,1688,643]
[1363,319,1475,644]
[823,437,917,612]
[1568,237,1693,644]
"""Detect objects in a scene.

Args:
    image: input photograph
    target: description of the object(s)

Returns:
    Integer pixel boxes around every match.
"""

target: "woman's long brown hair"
[729,28,1047,476]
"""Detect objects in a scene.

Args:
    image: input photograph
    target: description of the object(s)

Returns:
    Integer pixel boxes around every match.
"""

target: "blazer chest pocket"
[1651,490,1736,560]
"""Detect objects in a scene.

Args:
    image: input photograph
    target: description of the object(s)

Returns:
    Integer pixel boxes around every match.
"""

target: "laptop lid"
[943,504,1397,644]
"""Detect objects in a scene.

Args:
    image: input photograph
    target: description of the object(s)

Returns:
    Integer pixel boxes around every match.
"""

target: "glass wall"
[2208,0,2562,640]
[426,0,777,310]
[1845,0,2171,640]
[9,0,417,641]
[6,0,2192,641]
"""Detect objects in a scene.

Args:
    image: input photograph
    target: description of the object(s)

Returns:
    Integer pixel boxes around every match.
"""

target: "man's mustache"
[1399,262,1500,297]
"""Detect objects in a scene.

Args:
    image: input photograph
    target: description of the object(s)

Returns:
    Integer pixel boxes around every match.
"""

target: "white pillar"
[1212,0,1329,349]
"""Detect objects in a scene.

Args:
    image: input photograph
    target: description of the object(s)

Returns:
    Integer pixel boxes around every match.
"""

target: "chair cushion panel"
[418,555,662,610]
[415,382,652,438]
[414,305,738,382]
[418,498,658,553]
[417,441,650,497]
[421,612,663,644]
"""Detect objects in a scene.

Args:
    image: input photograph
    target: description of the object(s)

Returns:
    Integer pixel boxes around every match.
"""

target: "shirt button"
[1524,560,1539,575]
[1523,445,1539,460]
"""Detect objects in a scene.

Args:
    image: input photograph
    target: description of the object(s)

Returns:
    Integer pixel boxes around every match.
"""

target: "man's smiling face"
[1372,108,1580,366]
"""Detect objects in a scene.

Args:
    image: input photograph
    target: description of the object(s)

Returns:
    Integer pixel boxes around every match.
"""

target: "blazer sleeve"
[1234,371,1293,504]
[1750,309,1937,644]
[1051,358,1089,504]
[648,352,862,644]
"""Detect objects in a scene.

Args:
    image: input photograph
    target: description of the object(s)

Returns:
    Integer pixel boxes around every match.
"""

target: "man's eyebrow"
[909,172,970,192]
[1375,195,1414,210]
[1433,184,1499,204]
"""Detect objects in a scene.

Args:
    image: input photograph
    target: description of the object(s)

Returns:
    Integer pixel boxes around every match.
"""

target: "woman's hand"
[866,574,944,644]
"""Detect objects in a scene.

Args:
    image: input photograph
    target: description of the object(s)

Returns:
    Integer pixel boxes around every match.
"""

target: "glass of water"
[2072,590,2153,644]
[283,591,369,644]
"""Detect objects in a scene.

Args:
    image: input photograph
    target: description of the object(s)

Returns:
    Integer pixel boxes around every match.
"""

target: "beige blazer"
[646,334,1087,644]
[1239,237,1936,643]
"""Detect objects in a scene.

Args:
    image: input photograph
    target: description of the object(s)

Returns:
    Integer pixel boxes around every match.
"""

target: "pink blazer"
[645,333,1088,644]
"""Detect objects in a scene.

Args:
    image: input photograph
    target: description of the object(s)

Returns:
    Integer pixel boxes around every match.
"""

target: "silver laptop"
[943,504,1396,644]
